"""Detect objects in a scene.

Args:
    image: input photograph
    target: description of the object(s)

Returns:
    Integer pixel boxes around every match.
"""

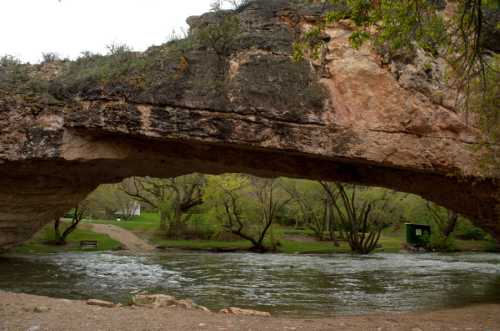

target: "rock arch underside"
[0,0,499,249]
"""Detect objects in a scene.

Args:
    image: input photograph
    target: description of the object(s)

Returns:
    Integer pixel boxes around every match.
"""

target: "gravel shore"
[0,291,499,330]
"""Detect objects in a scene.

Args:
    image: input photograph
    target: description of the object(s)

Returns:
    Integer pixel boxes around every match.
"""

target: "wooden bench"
[80,240,98,249]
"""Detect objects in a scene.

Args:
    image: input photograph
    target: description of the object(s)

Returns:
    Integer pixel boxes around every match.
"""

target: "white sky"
[0,0,218,63]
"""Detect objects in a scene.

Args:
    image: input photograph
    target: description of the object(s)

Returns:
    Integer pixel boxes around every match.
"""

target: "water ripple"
[0,252,498,316]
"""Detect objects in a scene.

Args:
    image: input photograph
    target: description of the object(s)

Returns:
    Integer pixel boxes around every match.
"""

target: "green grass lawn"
[18,213,490,255]
[453,239,495,252]
[87,213,405,253]
[151,233,406,254]
[154,239,252,251]
[13,222,122,254]
[87,212,160,233]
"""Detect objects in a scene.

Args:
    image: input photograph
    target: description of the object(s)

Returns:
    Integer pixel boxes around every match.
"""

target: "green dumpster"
[405,223,431,247]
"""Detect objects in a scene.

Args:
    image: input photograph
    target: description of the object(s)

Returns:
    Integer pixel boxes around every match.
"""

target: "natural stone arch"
[0,0,498,248]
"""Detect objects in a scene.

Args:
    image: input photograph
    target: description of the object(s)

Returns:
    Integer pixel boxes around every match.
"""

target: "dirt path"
[87,224,155,252]
[1,291,499,331]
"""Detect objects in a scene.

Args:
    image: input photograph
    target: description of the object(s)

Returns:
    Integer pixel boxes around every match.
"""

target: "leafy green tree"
[426,203,460,238]
[122,174,206,238]
[86,184,139,220]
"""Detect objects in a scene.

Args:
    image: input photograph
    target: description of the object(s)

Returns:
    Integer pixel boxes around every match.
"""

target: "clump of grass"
[51,44,150,99]
[0,55,49,95]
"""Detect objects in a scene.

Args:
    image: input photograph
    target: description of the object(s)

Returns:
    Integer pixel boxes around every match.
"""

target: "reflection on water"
[0,252,499,316]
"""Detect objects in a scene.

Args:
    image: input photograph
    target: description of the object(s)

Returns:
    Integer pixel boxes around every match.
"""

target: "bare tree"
[251,178,290,251]
[321,183,400,254]
[320,181,342,246]
[213,176,290,253]
[121,175,205,238]
[217,176,264,250]
[210,0,250,11]
[283,180,340,246]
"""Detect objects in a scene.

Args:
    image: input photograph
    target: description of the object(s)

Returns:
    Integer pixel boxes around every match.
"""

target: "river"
[0,252,499,317]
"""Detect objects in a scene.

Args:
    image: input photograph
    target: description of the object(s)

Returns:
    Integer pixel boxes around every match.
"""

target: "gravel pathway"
[88,224,155,252]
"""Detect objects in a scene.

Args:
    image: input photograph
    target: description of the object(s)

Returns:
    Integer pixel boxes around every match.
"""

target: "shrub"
[41,52,61,63]
[196,13,240,59]
[52,45,149,97]
[0,55,51,97]
[456,227,487,241]
[485,239,500,252]
[422,231,456,252]
[0,54,21,67]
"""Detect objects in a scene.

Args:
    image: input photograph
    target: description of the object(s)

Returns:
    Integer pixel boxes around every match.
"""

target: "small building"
[405,223,431,247]
[115,202,141,217]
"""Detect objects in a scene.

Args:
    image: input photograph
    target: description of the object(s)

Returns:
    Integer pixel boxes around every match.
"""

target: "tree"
[206,175,290,252]
[86,184,139,220]
[299,1,500,172]
[426,203,460,238]
[321,183,401,254]
[297,0,499,229]
[210,0,250,11]
[54,200,90,245]
[318,0,497,97]
[283,179,341,245]
[121,174,206,238]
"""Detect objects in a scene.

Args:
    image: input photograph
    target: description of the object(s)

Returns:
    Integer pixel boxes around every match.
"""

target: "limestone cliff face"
[0,0,498,248]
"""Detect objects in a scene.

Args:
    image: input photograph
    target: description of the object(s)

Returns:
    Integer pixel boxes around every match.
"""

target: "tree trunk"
[54,218,65,245]
[442,211,459,238]
[54,213,82,246]
[250,242,268,253]
[326,203,340,247]
[165,208,190,239]
[159,210,168,232]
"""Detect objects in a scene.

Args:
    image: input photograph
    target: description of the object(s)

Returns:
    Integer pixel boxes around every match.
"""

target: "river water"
[0,252,499,316]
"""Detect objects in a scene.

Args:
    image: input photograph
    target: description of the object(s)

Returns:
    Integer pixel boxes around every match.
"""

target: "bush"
[52,45,149,98]
[485,239,500,252]
[41,52,61,63]
[456,227,486,241]
[0,55,51,97]
[0,55,21,67]
[422,231,456,252]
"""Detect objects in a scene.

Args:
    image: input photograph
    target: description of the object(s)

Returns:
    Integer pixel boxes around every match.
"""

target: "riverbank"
[91,214,498,253]
[11,215,496,255]
[1,291,499,331]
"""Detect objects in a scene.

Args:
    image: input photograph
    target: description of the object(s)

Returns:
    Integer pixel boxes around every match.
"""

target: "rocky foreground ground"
[0,291,499,331]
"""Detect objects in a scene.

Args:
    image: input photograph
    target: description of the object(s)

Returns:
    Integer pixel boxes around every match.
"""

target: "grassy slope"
[13,221,122,254]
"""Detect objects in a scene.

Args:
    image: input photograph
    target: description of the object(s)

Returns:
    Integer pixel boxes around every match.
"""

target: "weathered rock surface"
[132,294,177,308]
[33,306,50,313]
[0,0,498,248]
[86,299,116,308]
[132,294,210,312]
[220,307,271,317]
